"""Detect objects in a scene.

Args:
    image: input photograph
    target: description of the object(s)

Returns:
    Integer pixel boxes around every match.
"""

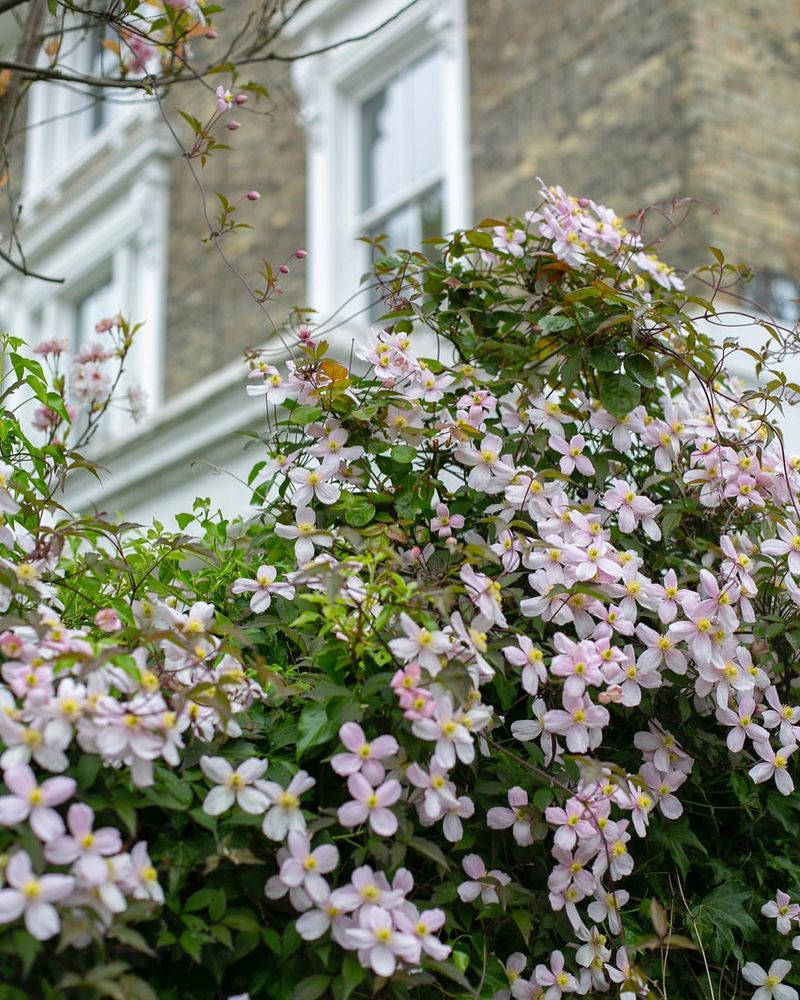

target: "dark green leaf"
[598,372,641,418]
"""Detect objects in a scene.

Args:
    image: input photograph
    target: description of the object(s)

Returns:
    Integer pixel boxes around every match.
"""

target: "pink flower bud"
[246,191,260,201]
[95,608,121,633]
[226,121,241,131]
[278,264,289,274]
[294,249,308,259]
[204,28,218,38]
[234,94,248,105]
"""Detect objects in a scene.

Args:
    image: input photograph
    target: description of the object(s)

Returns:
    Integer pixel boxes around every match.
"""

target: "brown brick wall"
[162,19,308,398]
[687,0,800,277]
[466,0,800,280]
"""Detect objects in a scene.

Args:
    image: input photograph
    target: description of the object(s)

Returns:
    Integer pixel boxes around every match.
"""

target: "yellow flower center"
[22,879,41,900]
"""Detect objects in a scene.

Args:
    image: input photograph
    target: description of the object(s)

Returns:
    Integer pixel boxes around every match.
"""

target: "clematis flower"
[431,503,464,539]
[460,563,507,627]
[259,770,316,840]
[741,959,798,1000]
[454,433,515,491]
[294,880,356,946]
[231,565,295,613]
[411,694,477,768]
[457,854,510,905]
[0,764,75,841]
[749,742,797,796]
[487,786,534,846]
[330,723,398,785]
[337,773,401,836]
[44,802,122,866]
[274,507,333,564]
[550,433,595,476]
[288,461,341,506]
[388,613,449,675]
[763,522,800,575]
[345,906,420,977]
[533,949,576,998]
[393,905,450,960]
[761,892,800,936]
[0,850,73,940]
[125,842,164,903]
[277,830,339,899]
[199,755,269,815]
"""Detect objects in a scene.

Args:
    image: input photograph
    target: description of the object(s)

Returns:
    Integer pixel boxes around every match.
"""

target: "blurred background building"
[1,0,798,524]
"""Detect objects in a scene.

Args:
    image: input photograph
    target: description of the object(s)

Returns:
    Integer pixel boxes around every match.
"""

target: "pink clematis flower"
[259,770,316,840]
[199,756,269,815]
[457,853,510,905]
[44,802,122,866]
[0,850,73,940]
[763,522,800,576]
[274,507,333,564]
[487,786,534,846]
[549,434,595,476]
[337,773,401,836]
[388,613,449,675]
[277,830,339,899]
[749,742,797,796]
[534,949,576,998]
[231,565,295,613]
[345,906,420,977]
[431,503,464,539]
[761,891,800,936]
[331,723,398,785]
[393,905,450,960]
[741,959,798,1000]
[0,764,75,841]
[288,461,341,506]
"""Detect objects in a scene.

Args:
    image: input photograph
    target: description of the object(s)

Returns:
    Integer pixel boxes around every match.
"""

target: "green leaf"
[538,314,574,333]
[340,952,367,1000]
[184,887,221,913]
[586,346,620,372]
[288,405,323,425]
[344,497,375,527]
[296,701,336,758]
[407,836,451,870]
[560,353,582,393]
[391,444,416,464]
[598,371,641,418]
[292,975,331,1000]
[178,930,204,963]
[625,353,657,387]
[465,229,494,250]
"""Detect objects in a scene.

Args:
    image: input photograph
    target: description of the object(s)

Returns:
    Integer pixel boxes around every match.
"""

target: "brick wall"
[467,0,800,281]
[687,0,800,278]
[162,19,308,398]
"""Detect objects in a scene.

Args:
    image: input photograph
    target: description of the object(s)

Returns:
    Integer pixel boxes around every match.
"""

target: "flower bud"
[204,28,218,38]
[95,608,122,633]
[226,120,241,131]
[234,94,248,105]
[246,191,260,201]
[278,264,290,274]
[294,249,308,259]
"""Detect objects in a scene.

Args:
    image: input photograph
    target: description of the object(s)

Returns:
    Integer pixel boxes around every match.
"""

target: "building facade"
[1,0,798,524]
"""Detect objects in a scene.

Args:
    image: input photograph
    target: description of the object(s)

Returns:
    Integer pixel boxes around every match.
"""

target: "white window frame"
[23,16,156,205]
[288,0,470,326]
[0,126,172,443]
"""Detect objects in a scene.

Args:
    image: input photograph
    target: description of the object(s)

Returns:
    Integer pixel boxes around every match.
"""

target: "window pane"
[74,274,116,351]
[360,48,443,212]
[420,184,444,242]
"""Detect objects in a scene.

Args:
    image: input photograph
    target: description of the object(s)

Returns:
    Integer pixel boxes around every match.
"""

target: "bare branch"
[0,244,65,283]
[237,0,421,65]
